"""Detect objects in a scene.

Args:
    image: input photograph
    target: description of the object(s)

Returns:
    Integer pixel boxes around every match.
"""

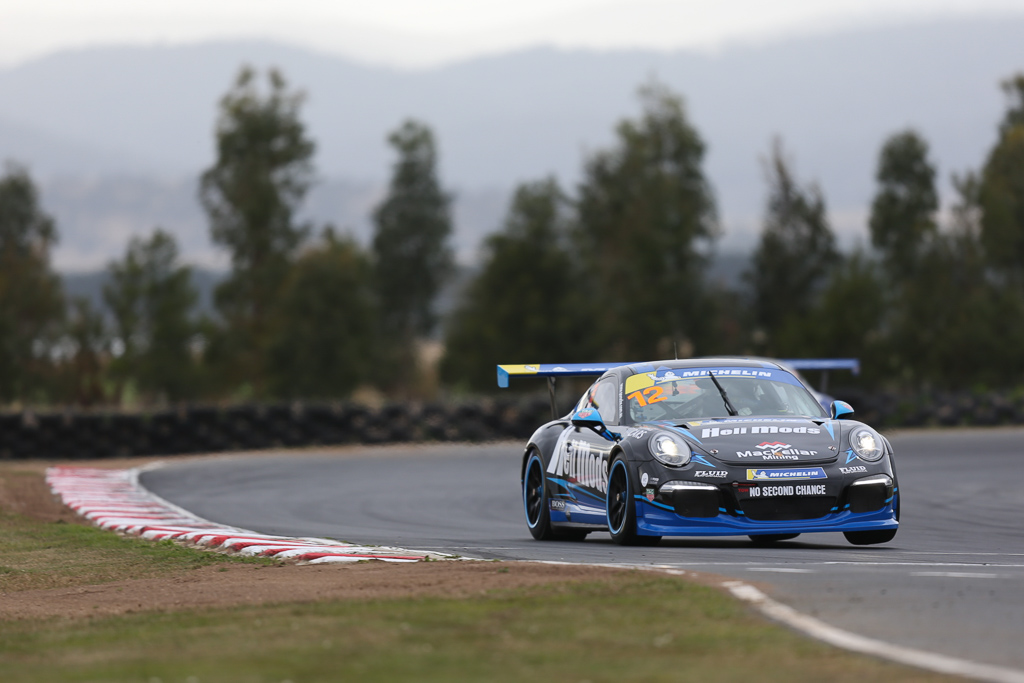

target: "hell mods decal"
[547,430,609,493]
[698,425,821,460]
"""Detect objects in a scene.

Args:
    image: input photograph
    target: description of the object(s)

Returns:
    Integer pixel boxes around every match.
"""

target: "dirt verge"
[0,457,658,622]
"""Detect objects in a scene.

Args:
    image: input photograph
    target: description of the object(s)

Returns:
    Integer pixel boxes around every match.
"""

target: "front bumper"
[633,468,898,536]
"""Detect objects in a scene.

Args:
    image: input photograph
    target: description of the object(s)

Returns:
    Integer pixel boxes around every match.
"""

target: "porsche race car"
[499,358,899,546]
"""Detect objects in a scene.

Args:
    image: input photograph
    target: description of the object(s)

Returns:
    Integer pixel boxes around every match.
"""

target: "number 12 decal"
[627,386,666,406]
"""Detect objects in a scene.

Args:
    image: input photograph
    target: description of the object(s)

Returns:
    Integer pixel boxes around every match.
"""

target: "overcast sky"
[3,0,1024,68]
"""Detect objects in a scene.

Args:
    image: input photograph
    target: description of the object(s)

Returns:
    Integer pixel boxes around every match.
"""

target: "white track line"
[718,579,1024,683]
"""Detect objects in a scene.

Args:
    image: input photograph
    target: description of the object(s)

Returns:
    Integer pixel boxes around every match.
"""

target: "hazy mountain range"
[1,15,1023,270]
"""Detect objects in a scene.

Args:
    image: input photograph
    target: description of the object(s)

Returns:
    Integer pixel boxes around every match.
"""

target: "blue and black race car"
[499,358,898,546]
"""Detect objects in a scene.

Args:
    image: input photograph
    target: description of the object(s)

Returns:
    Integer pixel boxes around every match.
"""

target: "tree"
[869,130,939,279]
[803,252,887,380]
[59,298,109,406]
[979,74,1024,283]
[199,67,315,393]
[0,164,64,403]
[574,83,718,361]
[442,179,590,391]
[104,229,199,403]
[267,231,378,399]
[745,140,838,353]
[889,173,1024,389]
[371,120,453,388]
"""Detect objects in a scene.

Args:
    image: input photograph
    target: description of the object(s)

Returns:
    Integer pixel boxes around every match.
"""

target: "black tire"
[524,452,556,540]
[748,534,800,545]
[523,452,592,542]
[606,455,661,545]
[844,529,898,545]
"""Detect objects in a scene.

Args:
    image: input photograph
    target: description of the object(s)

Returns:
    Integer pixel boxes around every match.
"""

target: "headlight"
[649,432,691,467]
[849,427,885,462]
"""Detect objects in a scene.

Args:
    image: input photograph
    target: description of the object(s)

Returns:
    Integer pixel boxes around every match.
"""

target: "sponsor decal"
[631,429,648,440]
[746,467,827,481]
[550,499,566,511]
[645,488,656,502]
[845,449,858,464]
[748,484,828,498]
[736,442,818,460]
[547,435,609,493]
[625,368,777,394]
[524,365,538,372]
[694,470,727,478]
[641,472,649,487]
[839,465,867,474]
[575,408,597,419]
[701,426,820,438]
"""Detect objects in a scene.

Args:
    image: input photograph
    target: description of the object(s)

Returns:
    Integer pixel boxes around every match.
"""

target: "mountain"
[1,16,1023,268]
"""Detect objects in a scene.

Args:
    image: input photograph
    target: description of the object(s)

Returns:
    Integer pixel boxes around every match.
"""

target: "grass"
[0,574,954,683]
[0,503,273,594]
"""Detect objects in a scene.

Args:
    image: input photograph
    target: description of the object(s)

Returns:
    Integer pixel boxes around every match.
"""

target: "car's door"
[546,376,620,524]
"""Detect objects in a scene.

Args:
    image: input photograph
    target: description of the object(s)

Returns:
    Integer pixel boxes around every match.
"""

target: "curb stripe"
[46,465,454,564]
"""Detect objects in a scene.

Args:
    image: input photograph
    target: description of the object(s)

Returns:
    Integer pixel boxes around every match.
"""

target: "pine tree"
[199,67,314,394]
[442,179,589,391]
[574,83,718,361]
[268,231,378,399]
[372,120,453,390]
[869,130,939,280]
[979,74,1024,284]
[745,140,838,354]
[104,229,198,403]
[0,164,64,403]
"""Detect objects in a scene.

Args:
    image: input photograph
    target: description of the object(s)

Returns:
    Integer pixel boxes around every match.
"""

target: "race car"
[498,358,898,546]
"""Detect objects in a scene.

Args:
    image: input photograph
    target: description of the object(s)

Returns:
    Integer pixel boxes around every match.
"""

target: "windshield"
[625,367,825,422]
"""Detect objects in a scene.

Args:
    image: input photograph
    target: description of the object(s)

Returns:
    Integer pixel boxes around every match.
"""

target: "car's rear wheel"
[607,456,661,546]
[524,452,590,542]
[524,453,556,540]
[844,529,897,545]
[748,534,800,545]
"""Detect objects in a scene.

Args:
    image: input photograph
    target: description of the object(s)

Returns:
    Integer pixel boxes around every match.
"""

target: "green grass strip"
[0,574,953,683]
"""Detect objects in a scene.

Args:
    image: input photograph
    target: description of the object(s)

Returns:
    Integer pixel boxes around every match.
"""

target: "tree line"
[2,68,1023,407]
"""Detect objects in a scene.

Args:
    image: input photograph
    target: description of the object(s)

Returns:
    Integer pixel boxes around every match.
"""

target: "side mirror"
[571,407,620,442]
[830,400,855,419]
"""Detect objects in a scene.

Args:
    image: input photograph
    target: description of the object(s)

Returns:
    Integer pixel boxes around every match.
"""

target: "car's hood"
[647,417,842,465]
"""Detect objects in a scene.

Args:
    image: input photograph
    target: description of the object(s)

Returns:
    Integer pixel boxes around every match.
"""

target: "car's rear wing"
[497,363,632,419]
[781,358,860,374]
[781,358,860,393]
[496,363,632,389]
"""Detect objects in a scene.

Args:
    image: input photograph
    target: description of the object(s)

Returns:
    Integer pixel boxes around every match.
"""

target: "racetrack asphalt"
[141,428,1024,671]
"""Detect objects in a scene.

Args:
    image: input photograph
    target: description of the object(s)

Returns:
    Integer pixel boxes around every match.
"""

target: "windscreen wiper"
[707,370,738,416]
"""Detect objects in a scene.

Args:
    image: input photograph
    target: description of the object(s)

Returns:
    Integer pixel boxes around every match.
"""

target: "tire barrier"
[0,396,553,460]
[46,466,453,563]
[5,391,1024,460]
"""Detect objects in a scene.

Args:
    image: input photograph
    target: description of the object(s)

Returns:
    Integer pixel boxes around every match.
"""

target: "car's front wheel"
[607,456,660,546]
